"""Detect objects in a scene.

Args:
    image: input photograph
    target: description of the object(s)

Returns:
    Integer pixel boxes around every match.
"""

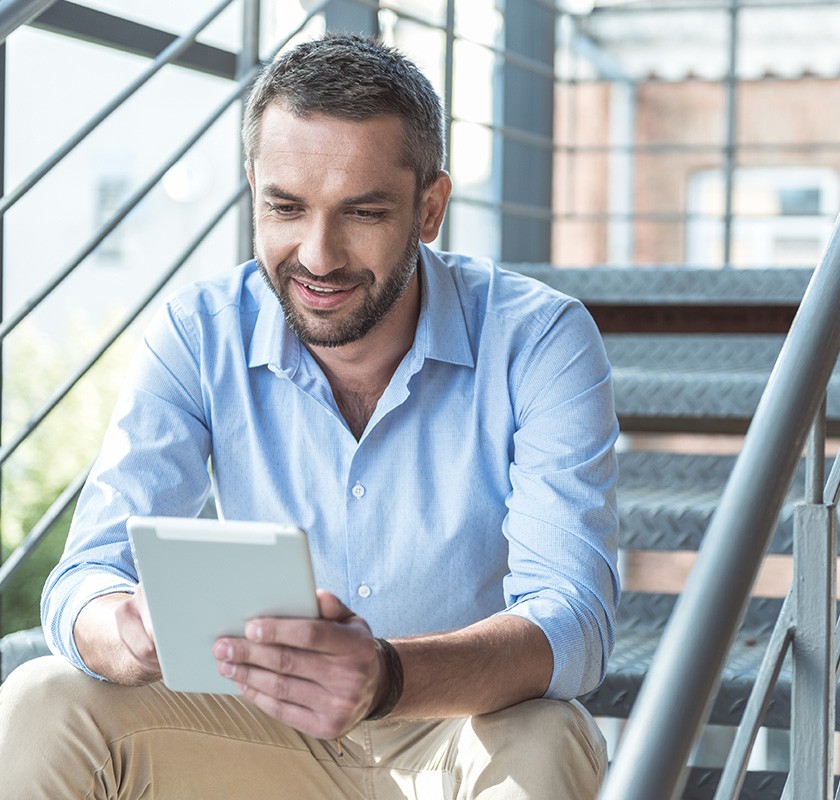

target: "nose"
[297,216,346,277]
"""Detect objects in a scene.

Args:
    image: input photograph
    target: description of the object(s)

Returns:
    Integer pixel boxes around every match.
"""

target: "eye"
[351,208,386,221]
[267,203,302,216]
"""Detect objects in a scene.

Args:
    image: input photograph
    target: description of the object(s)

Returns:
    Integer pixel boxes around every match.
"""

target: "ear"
[245,161,255,194]
[418,171,452,243]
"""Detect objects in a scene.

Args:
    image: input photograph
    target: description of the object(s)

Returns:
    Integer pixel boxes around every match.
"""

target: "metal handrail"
[0,464,90,594]
[0,0,235,217]
[601,214,840,799]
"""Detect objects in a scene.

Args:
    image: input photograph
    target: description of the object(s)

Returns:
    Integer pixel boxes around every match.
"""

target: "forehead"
[252,105,414,194]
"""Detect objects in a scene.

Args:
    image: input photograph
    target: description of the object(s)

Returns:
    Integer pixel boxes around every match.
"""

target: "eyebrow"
[261,184,401,207]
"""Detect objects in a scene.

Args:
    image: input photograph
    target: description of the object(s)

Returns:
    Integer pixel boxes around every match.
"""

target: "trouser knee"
[457,699,607,799]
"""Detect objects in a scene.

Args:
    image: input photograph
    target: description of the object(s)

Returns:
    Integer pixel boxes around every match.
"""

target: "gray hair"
[242,34,445,190]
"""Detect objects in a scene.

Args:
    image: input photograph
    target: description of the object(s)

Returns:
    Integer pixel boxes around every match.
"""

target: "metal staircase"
[2,2,840,798]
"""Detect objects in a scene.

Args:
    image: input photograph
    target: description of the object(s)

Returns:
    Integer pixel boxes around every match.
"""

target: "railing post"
[788,404,836,799]
[236,0,260,264]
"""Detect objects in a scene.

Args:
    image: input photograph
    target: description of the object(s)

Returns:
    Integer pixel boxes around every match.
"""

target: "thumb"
[316,589,355,622]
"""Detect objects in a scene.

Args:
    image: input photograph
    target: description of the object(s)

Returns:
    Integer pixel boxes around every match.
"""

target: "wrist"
[366,638,404,720]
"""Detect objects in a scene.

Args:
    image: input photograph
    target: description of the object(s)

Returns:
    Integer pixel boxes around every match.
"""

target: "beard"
[256,219,421,349]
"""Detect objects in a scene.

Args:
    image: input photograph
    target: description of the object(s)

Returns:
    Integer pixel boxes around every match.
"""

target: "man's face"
[249,105,440,349]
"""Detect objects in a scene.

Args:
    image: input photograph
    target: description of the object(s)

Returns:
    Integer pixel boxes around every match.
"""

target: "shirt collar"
[246,244,476,374]
[416,244,475,368]
[247,273,302,377]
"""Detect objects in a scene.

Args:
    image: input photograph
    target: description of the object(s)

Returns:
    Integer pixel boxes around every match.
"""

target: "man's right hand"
[73,587,162,685]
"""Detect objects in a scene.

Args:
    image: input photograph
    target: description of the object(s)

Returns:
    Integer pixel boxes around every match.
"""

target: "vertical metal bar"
[808,396,827,505]
[789,502,836,800]
[0,41,6,650]
[498,0,554,263]
[236,0,260,264]
[439,0,455,252]
[722,0,739,268]
[607,80,635,265]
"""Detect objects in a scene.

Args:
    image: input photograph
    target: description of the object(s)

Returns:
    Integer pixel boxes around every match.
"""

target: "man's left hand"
[213,590,384,738]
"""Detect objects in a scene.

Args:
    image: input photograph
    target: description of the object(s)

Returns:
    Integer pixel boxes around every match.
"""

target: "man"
[0,34,619,798]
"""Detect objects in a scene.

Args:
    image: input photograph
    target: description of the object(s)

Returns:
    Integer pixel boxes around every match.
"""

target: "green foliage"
[1,321,134,634]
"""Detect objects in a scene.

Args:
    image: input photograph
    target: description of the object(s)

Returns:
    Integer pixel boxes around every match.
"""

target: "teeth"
[305,284,339,294]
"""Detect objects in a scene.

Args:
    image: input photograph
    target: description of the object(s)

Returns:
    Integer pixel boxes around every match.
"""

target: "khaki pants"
[0,656,606,799]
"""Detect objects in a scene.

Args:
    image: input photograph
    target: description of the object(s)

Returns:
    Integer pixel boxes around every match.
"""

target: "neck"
[308,269,421,438]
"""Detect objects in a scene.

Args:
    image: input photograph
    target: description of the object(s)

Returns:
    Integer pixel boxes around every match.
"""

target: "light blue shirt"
[42,244,619,700]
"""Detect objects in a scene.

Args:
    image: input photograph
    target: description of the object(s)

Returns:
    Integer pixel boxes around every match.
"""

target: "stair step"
[616,451,817,555]
[606,334,840,432]
[0,627,49,682]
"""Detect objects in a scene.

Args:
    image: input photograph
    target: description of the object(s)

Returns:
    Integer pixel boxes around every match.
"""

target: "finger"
[241,615,367,653]
[115,596,161,675]
[219,660,325,708]
[241,686,349,740]
[213,639,326,683]
[316,589,355,622]
[133,584,156,641]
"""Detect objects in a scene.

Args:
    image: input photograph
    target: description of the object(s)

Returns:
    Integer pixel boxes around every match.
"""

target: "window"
[686,167,839,268]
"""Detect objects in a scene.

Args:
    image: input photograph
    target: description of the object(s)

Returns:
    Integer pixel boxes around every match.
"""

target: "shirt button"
[351,482,366,499]
[357,583,372,598]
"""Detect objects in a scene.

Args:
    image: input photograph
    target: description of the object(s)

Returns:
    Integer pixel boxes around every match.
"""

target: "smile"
[304,284,344,295]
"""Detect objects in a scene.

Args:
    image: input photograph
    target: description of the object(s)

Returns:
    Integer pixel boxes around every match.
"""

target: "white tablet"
[127,516,318,695]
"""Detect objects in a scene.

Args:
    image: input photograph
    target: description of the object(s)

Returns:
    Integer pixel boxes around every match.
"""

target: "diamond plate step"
[580,593,837,731]
[616,451,823,555]
[607,334,840,432]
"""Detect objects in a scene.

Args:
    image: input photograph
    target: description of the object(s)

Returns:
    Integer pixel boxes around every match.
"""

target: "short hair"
[242,33,445,190]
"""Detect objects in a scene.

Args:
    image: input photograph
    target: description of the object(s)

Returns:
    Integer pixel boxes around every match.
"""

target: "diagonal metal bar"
[0,462,90,593]
[0,0,234,217]
[0,181,248,471]
[823,450,840,505]
[714,593,795,800]
[601,215,840,800]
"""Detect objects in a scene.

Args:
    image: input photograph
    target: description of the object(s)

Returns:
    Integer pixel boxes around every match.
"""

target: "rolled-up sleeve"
[498,298,620,700]
[41,298,213,678]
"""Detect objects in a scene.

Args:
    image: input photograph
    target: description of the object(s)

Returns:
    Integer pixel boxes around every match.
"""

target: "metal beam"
[498,0,555,262]
[30,0,237,79]
[0,0,56,44]
[324,0,379,35]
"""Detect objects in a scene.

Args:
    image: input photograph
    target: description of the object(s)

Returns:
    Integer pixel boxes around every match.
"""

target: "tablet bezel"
[127,516,318,695]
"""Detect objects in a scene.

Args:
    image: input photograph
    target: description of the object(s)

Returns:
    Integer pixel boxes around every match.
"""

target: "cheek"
[254,221,295,259]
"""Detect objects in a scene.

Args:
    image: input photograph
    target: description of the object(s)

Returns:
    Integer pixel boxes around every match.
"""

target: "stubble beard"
[256,219,421,349]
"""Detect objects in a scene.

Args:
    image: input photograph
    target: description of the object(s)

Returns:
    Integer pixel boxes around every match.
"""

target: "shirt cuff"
[43,570,137,680]
[497,594,602,700]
